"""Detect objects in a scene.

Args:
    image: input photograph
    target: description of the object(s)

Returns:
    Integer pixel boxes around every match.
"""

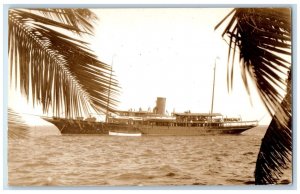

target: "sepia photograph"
[6,5,293,188]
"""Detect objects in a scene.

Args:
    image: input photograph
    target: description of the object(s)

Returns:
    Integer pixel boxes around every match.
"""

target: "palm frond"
[215,8,292,185]
[9,9,119,118]
[255,71,292,184]
[26,8,97,34]
[215,8,291,125]
[8,108,29,139]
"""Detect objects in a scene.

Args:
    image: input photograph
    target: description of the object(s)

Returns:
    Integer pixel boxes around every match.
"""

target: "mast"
[105,58,113,123]
[209,58,217,125]
[210,59,216,115]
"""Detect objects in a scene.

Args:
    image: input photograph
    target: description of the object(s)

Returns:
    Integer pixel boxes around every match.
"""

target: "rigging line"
[258,114,267,123]
[7,112,47,117]
[11,111,108,118]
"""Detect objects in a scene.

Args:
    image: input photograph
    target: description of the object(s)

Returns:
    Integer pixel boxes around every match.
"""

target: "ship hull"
[43,118,138,135]
[138,125,254,135]
[44,118,256,135]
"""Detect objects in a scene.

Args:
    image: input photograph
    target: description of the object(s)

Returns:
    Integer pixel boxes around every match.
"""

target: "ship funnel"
[155,97,166,115]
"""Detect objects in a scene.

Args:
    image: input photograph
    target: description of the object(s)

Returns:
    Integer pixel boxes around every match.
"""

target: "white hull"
[109,131,142,137]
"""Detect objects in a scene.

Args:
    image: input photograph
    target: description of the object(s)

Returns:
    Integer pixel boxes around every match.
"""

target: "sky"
[88,8,271,124]
[8,8,273,125]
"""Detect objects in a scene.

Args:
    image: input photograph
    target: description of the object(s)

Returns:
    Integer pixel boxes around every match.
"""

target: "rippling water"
[8,125,291,186]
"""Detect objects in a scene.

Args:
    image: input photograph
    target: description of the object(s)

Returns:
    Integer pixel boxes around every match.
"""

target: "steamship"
[43,59,258,135]
[43,97,258,135]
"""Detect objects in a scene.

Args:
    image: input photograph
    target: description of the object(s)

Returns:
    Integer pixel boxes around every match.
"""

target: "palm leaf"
[8,108,29,139]
[27,8,97,35]
[215,8,291,121]
[255,70,292,184]
[9,9,119,118]
[215,8,292,184]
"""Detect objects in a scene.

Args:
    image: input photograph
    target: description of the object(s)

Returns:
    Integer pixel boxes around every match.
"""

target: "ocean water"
[7,125,292,186]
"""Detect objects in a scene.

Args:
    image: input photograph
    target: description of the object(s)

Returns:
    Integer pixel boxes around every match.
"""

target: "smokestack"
[156,97,166,115]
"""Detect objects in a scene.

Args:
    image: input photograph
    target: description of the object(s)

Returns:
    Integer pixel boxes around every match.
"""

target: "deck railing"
[222,120,258,127]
